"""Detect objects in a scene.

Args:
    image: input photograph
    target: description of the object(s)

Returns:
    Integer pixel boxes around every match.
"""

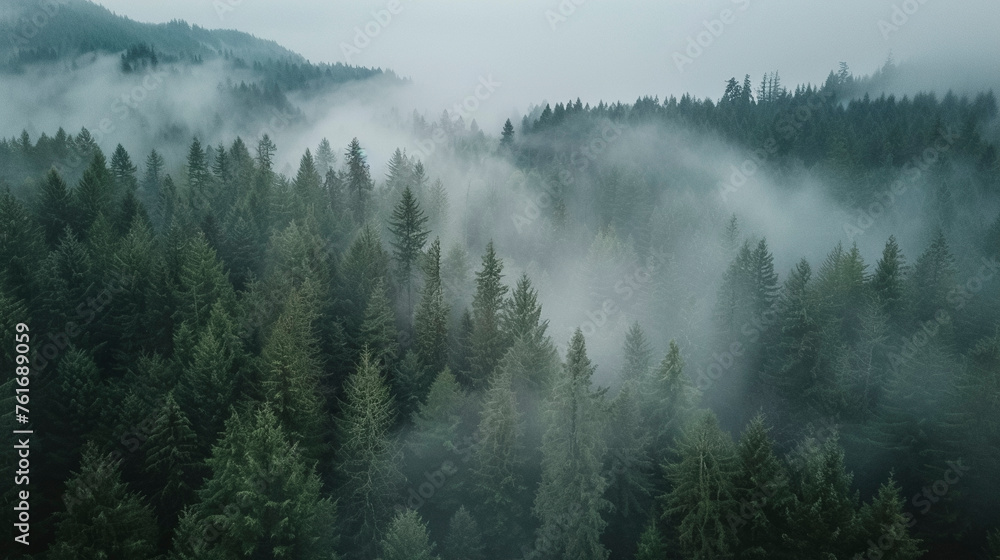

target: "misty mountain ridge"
[2,0,398,91]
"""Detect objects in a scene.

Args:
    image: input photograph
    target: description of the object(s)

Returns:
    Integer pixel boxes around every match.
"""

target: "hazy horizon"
[87,0,1000,119]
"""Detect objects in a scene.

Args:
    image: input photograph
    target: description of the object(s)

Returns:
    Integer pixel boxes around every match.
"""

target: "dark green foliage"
[643,341,698,462]
[786,432,860,559]
[730,414,797,559]
[258,288,328,457]
[500,118,516,149]
[110,143,138,194]
[469,241,509,389]
[870,235,908,325]
[2,66,998,559]
[0,188,45,302]
[472,360,525,552]
[143,392,199,528]
[634,519,667,560]
[345,138,373,223]
[443,506,485,560]
[662,411,737,560]
[171,406,339,560]
[620,321,653,383]
[908,229,955,326]
[380,509,439,560]
[534,330,610,560]
[389,185,430,316]
[415,237,450,374]
[336,349,403,557]
[36,169,74,246]
[360,277,399,367]
[855,475,923,560]
[50,443,159,560]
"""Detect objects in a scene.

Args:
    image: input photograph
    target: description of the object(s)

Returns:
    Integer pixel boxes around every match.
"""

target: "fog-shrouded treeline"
[3,59,1000,560]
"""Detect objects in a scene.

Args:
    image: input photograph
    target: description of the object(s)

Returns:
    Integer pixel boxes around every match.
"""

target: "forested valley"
[2,2,1000,560]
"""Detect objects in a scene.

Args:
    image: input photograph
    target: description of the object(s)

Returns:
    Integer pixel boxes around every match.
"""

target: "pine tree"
[426,178,450,234]
[415,237,450,374]
[74,152,113,235]
[34,226,94,335]
[750,238,780,315]
[47,348,106,477]
[730,414,797,560]
[393,349,429,421]
[174,302,242,453]
[471,361,525,552]
[870,235,908,326]
[411,160,428,195]
[960,330,1000,522]
[500,118,515,149]
[620,321,653,383]
[0,189,45,302]
[360,277,399,367]
[469,241,510,389]
[503,272,544,341]
[293,148,323,218]
[451,308,475,387]
[258,288,328,457]
[908,229,955,326]
[316,137,336,175]
[380,509,439,560]
[855,475,923,560]
[716,240,755,339]
[142,149,165,197]
[339,223,391,334]
[643,341,698,462]
[142,391,199,528]
[388,185,430,317]
[171,406,339,560]
[769,259,825,421]
[604,379,653,557]
[336,349,403,556]
[407,367,466,463]
[786,432,859,559]
[256,134,277,172]
[443,506,485,560]
[186,137,211,213]
[36,169,74,246]
[50,443,159,560]
[110,143,138,195]
[662,411,737,560]
[212,143,232,183]
[634,519,667,560]
[172,233,236,332]
[534,329,610,560]
[345,137,373,223]
[385,147,414,195]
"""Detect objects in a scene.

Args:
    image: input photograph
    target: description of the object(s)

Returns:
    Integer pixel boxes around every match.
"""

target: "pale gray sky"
[86,0,1000,114]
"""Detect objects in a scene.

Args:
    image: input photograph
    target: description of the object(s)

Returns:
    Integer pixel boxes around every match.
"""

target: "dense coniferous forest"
[2,2,1000,560]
